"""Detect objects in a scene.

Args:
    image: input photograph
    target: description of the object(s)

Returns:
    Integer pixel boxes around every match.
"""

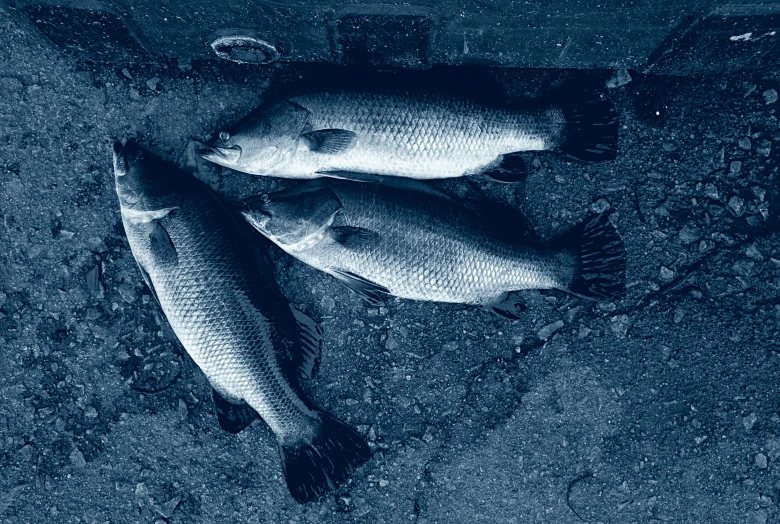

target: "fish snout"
[241,196,272,232]
[200,143,242,165]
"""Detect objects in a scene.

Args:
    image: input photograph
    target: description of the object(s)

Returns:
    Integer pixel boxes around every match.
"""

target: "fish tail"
[558,213,626,300]
[558,90,618,162]
[279,412,371,503]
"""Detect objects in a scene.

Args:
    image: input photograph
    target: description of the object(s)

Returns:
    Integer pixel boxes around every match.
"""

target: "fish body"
[202,89,617,180]
[242,180,626,315]
[113,141,368,502]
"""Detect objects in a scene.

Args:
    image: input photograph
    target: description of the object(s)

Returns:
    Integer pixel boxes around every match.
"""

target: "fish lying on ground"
[201,89,618,182]
[241,180,626,319]
[112,141,369,502]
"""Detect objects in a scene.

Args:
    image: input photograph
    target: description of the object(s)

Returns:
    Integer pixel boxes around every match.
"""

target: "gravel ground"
[2,6,780,524]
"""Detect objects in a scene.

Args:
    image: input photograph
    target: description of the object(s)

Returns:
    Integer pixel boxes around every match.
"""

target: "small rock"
[155,496,180,519]
[117,283,137,304]
[345,398,359,406]
[0,77,24,92]
[606,68,632,88]
[752,186,766,202]
[537,320,564,340]
[135,482,149,497]
[0,291,7,308]
[378,479,389,487]
[745,244,763,261]
[146,77,160,90]
[756,140,772,157]
[590,198,611,214]
[610,314,630,339]
[763,88,778,104]
[178,399,188,420]
[578,325,592,338]
[743,412,758,431]
[659,266,675,282]
[85,265,101,296]
[121,68,133,79]
[129,87,140,101]
[70,448,87,468]
[673,308,686,323]
[704,183,719,200]
[738,137,752,150]
[678,223,702,245]
[422,427,435,443]
[755,453,768,469]
[728,196,745,217]
[84,406,98,419]
[729,161,742,175]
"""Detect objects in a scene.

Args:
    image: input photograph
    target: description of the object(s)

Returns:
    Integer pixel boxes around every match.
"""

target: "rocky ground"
[2,5,780,523]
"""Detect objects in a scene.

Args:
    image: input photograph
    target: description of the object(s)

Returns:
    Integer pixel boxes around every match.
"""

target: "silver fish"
[113,141,369,503]
[201,89,617,181]
[241,180,626,317]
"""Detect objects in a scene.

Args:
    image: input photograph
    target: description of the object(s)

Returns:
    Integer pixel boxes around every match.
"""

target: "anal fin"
[289,306,323,379]
[330,269,390,307]
[212,388,259,434]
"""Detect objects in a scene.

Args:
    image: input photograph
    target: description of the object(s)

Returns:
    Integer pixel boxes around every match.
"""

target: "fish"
[200,89,618,183]
[112,140,369,503]
[241,180,626,318]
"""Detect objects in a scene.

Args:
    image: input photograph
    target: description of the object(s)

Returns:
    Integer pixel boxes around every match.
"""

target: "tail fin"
[558,90,618,162]
[279,412,371,503]
[558,213,626,300]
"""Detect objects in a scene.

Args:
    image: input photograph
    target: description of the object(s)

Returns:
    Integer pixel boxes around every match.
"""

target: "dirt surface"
[2,5,780,524]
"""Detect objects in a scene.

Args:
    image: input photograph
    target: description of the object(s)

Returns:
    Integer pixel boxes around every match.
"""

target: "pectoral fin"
[330,269,390,306]
[149,221,178,266]
[302,129,357,154]
[289,306,323,379]
[212,388,260,434]
[329,226,381,251]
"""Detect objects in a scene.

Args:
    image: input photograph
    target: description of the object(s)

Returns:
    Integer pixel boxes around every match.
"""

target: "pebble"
[755,453,768,469]
[673,308,686,323]
[178,399,188,420]
[745,244,763,261]
[728,196,745,217]
[0,291,6,308]
[590,198,611,214]
[729,161,742,175]
[117,283,137,303]
[578,325,592,338]
[121,68,133,79]
[659,266,675,282]
[743,412,758,431]
[0,77,23,92]
[146,77,160,90]
[320,295,335,311]
[606,68,632,88]
[678,223,702,244]
[84,406,98,419]
[422,426,435,443]
[738,137,752,150]
[155,496,180,519]
[763,88,778,104]
[704,183,719,200]
[752,186,766,202]
[345,398,359,406]
[537,320,564,340]
[756,140,772,157]
[378,479,389,487]
[129,87,140,101]
[610,314,630,339]
[70,448,87,468]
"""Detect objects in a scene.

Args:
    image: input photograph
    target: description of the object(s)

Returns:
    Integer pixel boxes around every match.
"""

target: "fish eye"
[219,131,230,141]
[260,194,271,204]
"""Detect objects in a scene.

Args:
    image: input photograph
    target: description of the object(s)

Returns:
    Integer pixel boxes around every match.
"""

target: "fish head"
[113,140,180,213]
[201,100,310,175]
[242,182,342,250]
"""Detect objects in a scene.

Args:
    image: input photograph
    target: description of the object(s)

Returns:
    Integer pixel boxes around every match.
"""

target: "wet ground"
[2,5,780,524]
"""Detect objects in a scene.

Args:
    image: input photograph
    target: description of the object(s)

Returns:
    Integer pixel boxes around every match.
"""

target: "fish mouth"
[113,140,129,176]
[200,144,242,165]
